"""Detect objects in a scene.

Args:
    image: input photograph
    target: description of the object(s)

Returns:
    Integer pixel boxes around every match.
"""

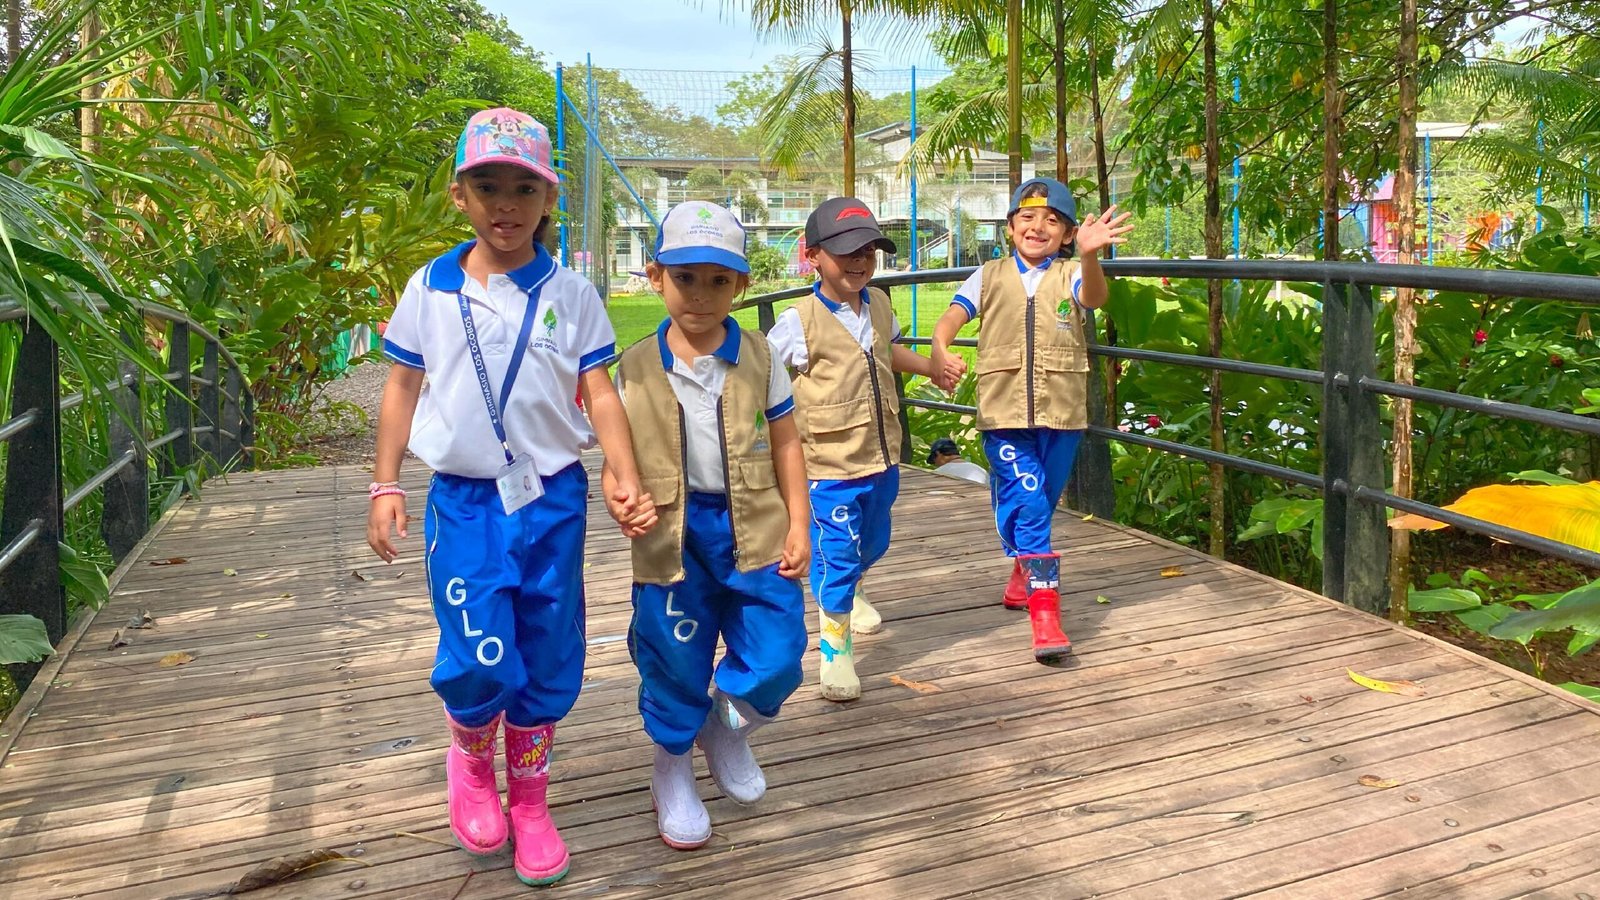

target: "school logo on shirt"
[529,307,560,353]
[1056,296,1076,329]
[752,409,769,452]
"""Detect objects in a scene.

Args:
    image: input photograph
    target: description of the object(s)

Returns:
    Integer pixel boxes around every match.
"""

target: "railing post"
[240,390,256,470]
[162,321,193,480]
[1,323,66,689]
[1321,281,1390,614]
[101,336,148,561]
[758,302,776,334]
[197,340,220,464]
[1068,307,1117,517]
[222,364,243,468]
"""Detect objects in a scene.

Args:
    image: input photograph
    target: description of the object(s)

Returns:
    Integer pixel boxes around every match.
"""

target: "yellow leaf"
[1160,566,1185,578]
[1096,595,1111,604]
[159,651,195,668]
[1358,774,1401,789]
[889,674,942,694]
[1348,669,1427,697]
[1082,513,1096,522]
[1385,482,1600,552]
[222,568,238,577]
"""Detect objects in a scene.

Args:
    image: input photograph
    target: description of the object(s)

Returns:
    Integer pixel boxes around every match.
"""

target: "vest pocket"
[802,397,873,435]
[1037,345,1090,426]
[639,473,680,508]
[1037,344,1090,373]
[737,458,778,490]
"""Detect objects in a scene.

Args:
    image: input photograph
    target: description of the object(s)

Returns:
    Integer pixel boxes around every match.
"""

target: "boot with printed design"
[1020,553,1072,662]
[850,585,883,634]
[652,744,712,849]
[443,711,508,855]
[504,723,570,885]
[818,607,861,701]
[1002,558,1029,610]
[695,690,770,805]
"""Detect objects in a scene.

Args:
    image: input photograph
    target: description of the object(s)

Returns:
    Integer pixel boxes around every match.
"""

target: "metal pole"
[954,196,962,268]
[1585,157,1592,228]
[1536,119,1544,232]
[1424,133,1433,264]
[556,64,569,266]
[1232,76,1241,258]
[909,66,919,336]
[585,54,597,279]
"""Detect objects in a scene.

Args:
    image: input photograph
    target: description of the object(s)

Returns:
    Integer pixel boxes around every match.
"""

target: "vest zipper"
[1025,291,1038,427]
[864,348,892,467]
[716,401,741,563]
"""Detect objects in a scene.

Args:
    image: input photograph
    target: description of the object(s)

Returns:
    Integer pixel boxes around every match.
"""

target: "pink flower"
[1146,415,1163,429]
[1473,328,1487,346]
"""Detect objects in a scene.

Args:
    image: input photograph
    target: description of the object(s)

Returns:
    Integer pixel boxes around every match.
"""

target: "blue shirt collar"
[812,283,871,313]
[1014,251,1055,274]
[424,240,555,293]
[656,316,742,371]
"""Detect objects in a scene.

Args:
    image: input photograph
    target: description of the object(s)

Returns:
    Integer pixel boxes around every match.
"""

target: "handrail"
[741,258,1600,615]
[0,298,256,691]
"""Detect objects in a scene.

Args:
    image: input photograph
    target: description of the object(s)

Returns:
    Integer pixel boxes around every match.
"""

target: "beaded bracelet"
[369,483,407,500]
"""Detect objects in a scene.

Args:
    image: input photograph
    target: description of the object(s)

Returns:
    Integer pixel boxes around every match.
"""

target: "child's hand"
[367,495,408,562]
[608,479,659,536]
[779,523,809,579]
[620,493,658,538]
[933,353,966,392]
[1075,206,1136,257]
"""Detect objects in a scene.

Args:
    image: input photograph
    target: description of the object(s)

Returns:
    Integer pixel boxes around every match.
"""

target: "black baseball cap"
[805,197,898,255]
[926,437,960,465]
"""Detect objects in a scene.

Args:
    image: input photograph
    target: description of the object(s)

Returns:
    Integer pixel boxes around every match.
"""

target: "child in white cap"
[608,200,810,850]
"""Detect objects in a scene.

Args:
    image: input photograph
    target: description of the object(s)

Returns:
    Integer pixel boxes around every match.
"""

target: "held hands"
[607,478,659,538]
[779,523,809,579]
[1075,206,1136,257]
[929,345,968,393]
[367,495,408,563]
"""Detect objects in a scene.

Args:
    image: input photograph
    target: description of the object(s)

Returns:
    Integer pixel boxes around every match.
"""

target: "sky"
[481,0,946,74]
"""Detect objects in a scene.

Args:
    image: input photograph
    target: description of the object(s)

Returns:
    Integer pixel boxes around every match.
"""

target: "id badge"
[496,453,543,515]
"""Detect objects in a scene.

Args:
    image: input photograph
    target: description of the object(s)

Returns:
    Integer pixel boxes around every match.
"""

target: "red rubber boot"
[1002,558,1028,610]
[1020,553,1072,661]
[505,723,570,886]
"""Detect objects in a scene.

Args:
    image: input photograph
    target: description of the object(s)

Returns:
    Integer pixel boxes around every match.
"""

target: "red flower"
[1473,328,1487,346]
[1551,354,1565,368]
[1160,277,1171,287]
[1146,414,1163,429]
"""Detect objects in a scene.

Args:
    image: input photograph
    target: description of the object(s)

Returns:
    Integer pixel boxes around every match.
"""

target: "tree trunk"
[1322,0,1342,261]
[1202,0,1226,558]
[1006,0,1022,188]
[1389,0,1419,622]
[1054,0,1068,184]
[80,11,101,158]
[841,0,856,194]
[6,0,19,66]
[1090,33,1109,210]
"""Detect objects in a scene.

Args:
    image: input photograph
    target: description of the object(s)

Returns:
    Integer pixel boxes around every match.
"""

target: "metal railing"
[739,260,1600,615]
[0,300,254,688]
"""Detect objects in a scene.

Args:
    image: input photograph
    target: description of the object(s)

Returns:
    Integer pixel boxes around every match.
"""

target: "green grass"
[606,283,977,349]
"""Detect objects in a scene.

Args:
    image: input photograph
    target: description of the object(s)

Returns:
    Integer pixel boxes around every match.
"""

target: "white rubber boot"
[695,691,769,805]
[818,608,861,702]
[651,745,711,850]
[850,586,883,634]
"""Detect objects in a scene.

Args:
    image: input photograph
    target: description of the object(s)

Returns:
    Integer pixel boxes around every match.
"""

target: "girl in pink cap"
[368,107,656,887]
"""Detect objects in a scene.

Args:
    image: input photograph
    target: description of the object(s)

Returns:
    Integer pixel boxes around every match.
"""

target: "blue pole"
[560,92,659,229]
[1232,76,1241,258]
[1536,119,1544,232]
[555,65,569,267]
[909,66,919,336]
[1424,133,1434,264]
[584,55,596,278]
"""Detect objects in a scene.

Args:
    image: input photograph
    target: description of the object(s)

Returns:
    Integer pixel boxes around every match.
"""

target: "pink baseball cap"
[455,108,560,182]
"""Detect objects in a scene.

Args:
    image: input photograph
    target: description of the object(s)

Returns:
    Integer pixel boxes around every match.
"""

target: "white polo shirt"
[616,318,794,494]
[767,284,902,372]
[383,242,616,480]
[951,252,1083,319]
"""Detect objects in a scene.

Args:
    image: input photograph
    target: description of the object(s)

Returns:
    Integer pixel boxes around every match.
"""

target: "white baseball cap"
[653,201,749,274]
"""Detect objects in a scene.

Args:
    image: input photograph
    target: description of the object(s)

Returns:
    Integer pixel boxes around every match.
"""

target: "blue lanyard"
[457,285,544,466]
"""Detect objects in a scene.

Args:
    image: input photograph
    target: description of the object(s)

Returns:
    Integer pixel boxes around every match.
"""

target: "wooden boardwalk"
[3,460,1600,899]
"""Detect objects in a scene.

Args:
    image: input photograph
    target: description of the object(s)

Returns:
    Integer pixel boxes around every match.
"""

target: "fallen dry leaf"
[1082,513,1096,522]
[278,593,293,599]
[1160,566,1185,578]
[227,849,368,893]
[222,568,238,577]
[1301,694,1318,705]
[889,674,942,694]
[256,633,269,639]
[149,557,188,566]
[1358,775,1401,789]
[126,609,155,629]
[349,570,369,582]
[1096,595,1111,604]
[158,651,195,668]
[107,629,128,651]
[1347,669,1427,697]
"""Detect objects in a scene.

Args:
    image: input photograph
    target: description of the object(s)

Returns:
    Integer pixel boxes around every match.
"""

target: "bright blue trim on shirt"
[423,240,555,292]
[1014,251,1055,274]
[951,295,978,318]
[579,343,617,373]
[383,338,425,369]
[811,283,871,313]
[766,396,795,421]
[655,316,742,370]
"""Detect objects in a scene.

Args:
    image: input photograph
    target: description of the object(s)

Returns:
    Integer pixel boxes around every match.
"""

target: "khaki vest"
[616,332,790,585]
[974,257,1090,431]
[791,287,903,480]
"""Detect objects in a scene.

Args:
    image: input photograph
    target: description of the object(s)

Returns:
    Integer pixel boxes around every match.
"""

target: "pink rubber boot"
[444,712,508,855]
[505,723,570,885]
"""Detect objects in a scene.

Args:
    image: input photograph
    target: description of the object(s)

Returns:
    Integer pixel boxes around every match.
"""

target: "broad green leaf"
[1568,633,1598,657]
[1489,582,1600,643]
[1454,603,1517,637]
[1559,682,1600,703]
[0,614,53,665]
[1407,587,1483,613]
[1507,470,1580,486]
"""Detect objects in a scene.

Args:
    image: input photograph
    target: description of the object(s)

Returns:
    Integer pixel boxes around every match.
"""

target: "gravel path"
[300,360,390,468]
